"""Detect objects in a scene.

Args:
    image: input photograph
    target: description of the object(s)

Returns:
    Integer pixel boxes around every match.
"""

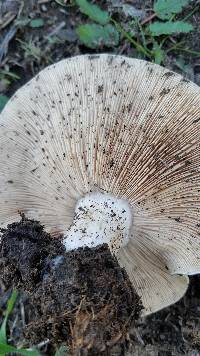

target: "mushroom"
[0,54,199,316]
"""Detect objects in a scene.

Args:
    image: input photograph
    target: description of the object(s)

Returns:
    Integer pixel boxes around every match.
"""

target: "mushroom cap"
[0,54,199,315]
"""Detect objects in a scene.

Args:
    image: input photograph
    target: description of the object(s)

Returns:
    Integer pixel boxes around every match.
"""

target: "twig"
[166,46,200,56]
[141,13,156,25]
[45,21,66,39]
[20,300,26,327]
[182,5,199,22]
[38,0,51,3]
[0,13,16,30]
[17,0,24,19]
[132,327,145,346]
[118,42,129,55]
[0,26,17,64]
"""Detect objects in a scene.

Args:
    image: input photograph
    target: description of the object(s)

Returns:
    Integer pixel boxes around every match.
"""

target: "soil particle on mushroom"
[0,216,142,355]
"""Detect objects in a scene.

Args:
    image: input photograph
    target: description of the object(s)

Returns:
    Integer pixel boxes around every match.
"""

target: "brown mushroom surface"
[0,54,199,315]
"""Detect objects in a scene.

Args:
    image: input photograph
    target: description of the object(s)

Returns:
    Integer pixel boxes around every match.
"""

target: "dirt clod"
[0,216,142,355]
[0,214,64,290]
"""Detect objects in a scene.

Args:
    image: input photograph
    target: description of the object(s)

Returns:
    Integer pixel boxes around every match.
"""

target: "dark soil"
[130,276,200,356]
[0,216,142,355]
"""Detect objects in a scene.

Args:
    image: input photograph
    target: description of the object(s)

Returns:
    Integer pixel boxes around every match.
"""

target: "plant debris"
[0,0,199,110]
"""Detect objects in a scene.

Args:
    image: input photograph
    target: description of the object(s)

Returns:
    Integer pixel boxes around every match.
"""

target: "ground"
[0,0,200,355]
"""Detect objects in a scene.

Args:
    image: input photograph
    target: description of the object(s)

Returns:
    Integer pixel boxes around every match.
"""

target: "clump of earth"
[0,215,142,355]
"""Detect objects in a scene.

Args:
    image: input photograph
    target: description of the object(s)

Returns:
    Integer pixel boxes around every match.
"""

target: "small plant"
[0,289,39,356]
[76,0,119,48]
[75,0,199,64]
[17,37,55,69]
[0,290,69,355]
[17,39,43,62]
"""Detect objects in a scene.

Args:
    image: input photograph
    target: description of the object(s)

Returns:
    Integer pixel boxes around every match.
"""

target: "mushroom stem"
[63,192,133,254]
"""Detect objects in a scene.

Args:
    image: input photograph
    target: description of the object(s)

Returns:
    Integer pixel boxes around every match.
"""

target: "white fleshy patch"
[63,192,133,253]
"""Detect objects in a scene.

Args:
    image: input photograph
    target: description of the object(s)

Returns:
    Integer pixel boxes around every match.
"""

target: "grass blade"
[0,290,18,344]
[0,343,40,356]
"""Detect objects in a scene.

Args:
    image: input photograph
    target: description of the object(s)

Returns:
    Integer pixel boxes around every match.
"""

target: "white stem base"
[63,192,133,253]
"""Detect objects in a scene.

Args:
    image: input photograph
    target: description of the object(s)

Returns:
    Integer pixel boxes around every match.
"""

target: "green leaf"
[0,318,7,345]
[149,21,193,36]
[0,94,9,113]
[5,290,18,316]
[152,41,165,64]
[54,345,68,355]
[0,343,39,356]
[75,0,109,25]
[29,19,44,28]
[77,23,119,48]
[154,0,190,20]
[0,289,18,345]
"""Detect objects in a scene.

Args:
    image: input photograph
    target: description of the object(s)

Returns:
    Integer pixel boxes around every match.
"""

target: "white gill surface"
[0,54,199,314]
